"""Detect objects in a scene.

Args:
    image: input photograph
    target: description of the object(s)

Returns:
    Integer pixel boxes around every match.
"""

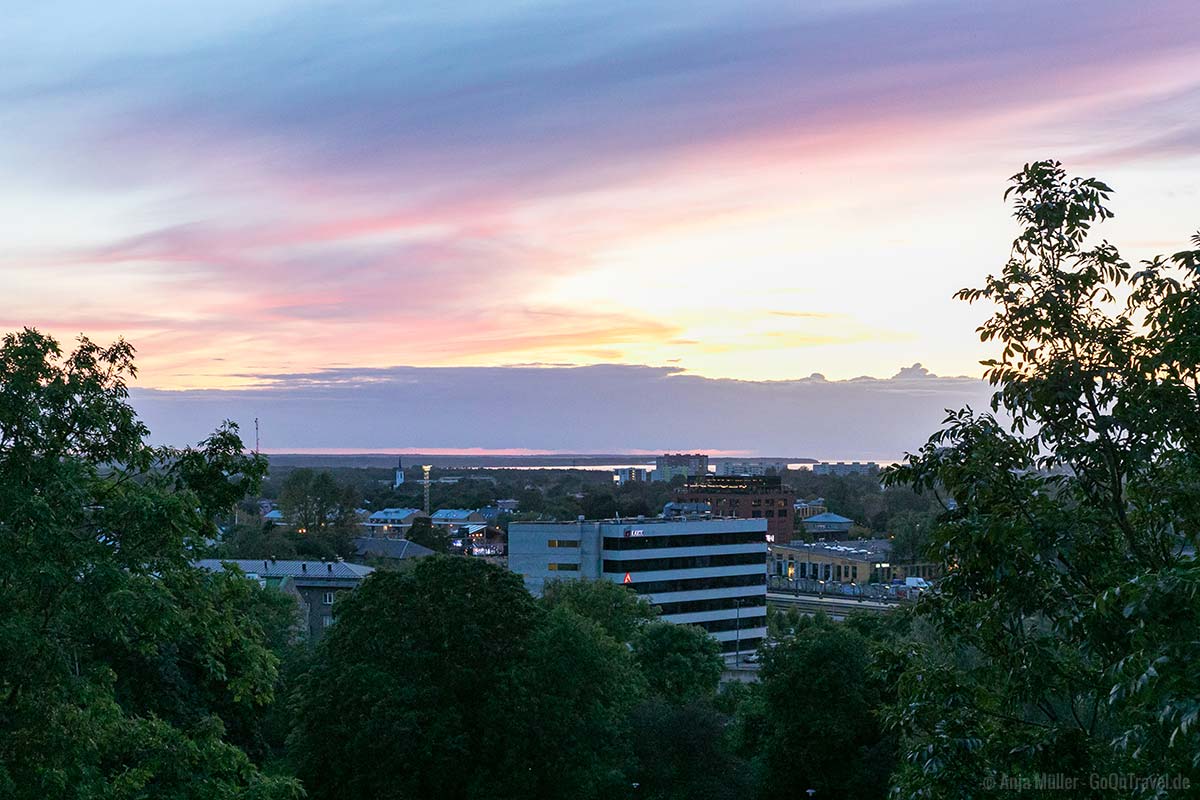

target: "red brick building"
[677,475,797,544]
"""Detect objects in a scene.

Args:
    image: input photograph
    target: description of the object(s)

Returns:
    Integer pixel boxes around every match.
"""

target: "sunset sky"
[5,1,1200,453]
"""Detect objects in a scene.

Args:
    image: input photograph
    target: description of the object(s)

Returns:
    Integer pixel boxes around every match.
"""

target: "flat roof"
[772,539,892,562]
[510,516,767,531]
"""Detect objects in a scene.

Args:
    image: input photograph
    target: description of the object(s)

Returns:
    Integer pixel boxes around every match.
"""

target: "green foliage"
[218,521,301,560]
[0,328,298,799]
[274,467,359,558]
[289,560,766,799]
[288,556,541,800]
[884,161,1200,797]
[754,617,895,799]
[489,606,644,800]
[541,578,658,642]
[887,509,937,563]
[405,515,452,553]
[627,697,753,800]
[632,621,723,704]
[278,468,358,532]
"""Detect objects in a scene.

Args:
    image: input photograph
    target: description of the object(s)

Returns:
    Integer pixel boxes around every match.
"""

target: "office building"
[716,460,786,477]
[509,517,768,659]
[651,453,709,482]
[810,461,881,477]
[677,475,797,544]
[613,467,650,485]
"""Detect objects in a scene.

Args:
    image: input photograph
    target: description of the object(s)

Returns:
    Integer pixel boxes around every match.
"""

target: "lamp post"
[733,597,742,666]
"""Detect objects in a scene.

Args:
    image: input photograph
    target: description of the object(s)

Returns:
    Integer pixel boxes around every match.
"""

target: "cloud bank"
[4,0,1199,388]
[132,362,993,460]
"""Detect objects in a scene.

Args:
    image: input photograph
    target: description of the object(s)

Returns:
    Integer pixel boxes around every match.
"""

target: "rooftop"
[353,537,435,560]
[802,512,854,524]
[774,539,892,562]
[195,558,375,580]
[432,508,477,520]
[368,507,423,520]
[511,516,765,529]
[681,475,791,494]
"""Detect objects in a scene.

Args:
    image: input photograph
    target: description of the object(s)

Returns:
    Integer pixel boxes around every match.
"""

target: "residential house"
[362,507,428,535]
[194,558,374,641]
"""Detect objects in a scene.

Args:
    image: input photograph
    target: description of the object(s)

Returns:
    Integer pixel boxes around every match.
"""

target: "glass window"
[625,572,766,594]
[603,530,765,550]
[323,591,335,605]
[657,595,766,615]
[603,551,764,573]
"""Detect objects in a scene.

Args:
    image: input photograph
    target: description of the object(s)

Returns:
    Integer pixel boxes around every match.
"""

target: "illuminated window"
[548,539,580,548]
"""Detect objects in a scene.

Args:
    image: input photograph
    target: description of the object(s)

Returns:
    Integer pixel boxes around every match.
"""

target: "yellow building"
[768,540,938,585]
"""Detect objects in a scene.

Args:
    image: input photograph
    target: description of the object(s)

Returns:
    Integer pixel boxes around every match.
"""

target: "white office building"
[810,461,881,477]
[509,517,768,659]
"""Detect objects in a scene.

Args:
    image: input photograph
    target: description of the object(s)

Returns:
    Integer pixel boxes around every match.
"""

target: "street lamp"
[733,598,741,666]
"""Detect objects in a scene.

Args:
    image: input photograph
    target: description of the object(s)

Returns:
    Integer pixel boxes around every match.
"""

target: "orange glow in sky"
[4,1,1200,391]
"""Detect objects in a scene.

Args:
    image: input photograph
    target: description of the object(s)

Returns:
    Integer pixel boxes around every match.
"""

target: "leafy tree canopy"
[541,578,658,642]
[885,161,1200,798]
[632,621,723,704]
[288,556,541,800]
[0,328,298,799]
[754,617,894,800]
[405,515,452,554]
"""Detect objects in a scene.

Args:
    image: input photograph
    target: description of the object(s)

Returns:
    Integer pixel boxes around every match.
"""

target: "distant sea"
[263,453,821,471]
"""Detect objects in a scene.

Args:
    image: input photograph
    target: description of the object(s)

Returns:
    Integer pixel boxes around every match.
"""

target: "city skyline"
[5,0,1200,449]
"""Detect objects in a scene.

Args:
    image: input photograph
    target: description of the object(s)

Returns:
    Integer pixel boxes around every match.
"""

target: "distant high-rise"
[810,461,880,477]
[677,475,797,544]
[651,453,709,482]
[613,467,650,485]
